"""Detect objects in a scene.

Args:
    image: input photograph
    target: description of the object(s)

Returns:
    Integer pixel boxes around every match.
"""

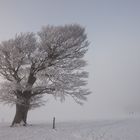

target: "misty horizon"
[0,0,140,122]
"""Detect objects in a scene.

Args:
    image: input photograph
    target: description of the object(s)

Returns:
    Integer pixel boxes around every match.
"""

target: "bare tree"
[0,24,91,126]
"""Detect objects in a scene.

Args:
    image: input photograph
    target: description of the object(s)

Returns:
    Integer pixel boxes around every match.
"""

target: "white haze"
[0,0,140,122]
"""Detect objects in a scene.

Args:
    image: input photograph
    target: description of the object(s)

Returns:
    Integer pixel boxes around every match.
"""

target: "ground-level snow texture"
[0,119,140,140]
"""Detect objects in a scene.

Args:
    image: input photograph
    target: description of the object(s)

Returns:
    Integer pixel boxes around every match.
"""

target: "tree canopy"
[0,24,91,125]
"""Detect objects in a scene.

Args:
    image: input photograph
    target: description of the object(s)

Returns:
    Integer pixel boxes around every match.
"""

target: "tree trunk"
[11,73,36,127]
[11,103,29,127]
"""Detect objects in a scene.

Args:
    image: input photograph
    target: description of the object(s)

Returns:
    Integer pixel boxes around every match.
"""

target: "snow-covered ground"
[0,118,140,140]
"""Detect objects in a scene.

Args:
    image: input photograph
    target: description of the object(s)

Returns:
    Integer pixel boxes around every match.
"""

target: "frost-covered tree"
[0,24,91,126]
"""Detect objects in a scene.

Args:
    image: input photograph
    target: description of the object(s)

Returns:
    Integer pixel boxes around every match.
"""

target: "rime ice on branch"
[0,24,91,126]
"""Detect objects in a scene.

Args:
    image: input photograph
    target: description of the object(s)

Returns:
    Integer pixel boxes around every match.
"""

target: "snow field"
[0,119,139,140]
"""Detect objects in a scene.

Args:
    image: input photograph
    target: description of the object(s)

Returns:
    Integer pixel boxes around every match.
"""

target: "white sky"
[0,0,140,122]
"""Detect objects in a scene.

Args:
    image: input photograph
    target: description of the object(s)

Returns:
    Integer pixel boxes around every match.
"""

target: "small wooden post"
[53,117,55,129]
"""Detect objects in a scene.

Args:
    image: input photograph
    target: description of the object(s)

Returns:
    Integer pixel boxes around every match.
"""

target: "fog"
[0,0,140,122]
